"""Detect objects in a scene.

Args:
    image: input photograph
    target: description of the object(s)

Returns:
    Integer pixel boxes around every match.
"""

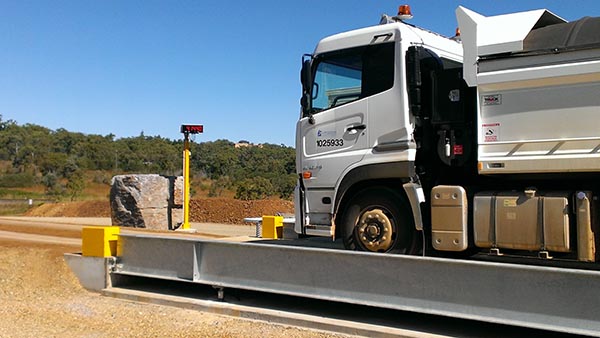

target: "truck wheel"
[341,188,417,254]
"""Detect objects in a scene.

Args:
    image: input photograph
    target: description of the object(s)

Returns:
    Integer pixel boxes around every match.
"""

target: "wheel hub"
[357,209,393,252]
[366,224,380,237]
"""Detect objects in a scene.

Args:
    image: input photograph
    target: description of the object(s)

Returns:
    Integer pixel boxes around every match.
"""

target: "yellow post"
[182,134,191,230]
[179,124,203,231]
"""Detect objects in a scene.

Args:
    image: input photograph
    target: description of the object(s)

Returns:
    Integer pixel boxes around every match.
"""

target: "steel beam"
[113,233,600,336]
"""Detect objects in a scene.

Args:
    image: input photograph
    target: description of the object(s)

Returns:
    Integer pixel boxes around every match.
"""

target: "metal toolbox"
[474,191,570,252]
[431,185,468,251]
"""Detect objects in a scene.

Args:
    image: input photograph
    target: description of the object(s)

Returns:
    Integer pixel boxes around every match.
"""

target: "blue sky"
[1,1,598,146]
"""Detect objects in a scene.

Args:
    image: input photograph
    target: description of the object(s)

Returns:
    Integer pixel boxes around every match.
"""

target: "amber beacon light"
[397,5,413,20]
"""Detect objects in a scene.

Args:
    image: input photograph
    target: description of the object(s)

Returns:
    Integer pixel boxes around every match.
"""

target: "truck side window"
[362,43,394,98]
[312,42,394,112]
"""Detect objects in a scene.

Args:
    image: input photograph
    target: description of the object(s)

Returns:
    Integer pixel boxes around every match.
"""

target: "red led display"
[180,124,204,134]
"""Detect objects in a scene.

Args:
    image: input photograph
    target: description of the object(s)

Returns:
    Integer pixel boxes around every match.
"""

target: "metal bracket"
[539,251,553,260]
[213,286,225,301]
[489,248,503,256]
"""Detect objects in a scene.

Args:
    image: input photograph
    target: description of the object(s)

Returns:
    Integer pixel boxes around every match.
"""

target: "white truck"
[295,5,600,265]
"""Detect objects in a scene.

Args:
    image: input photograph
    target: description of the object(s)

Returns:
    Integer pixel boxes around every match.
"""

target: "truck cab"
[296,7,464,252]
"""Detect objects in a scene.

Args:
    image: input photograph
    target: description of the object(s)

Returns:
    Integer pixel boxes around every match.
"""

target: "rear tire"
[340,187,418,254]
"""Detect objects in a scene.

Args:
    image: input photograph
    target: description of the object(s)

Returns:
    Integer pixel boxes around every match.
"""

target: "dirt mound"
[189,198,294,224]
[24,198,294,224]
[25,201,111,217]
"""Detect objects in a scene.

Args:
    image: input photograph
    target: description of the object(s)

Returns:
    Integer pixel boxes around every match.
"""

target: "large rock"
[110,174,183,230]
[173,176,184,207]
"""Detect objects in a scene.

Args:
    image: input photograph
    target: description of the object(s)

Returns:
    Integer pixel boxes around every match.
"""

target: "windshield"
[311,42,394,112]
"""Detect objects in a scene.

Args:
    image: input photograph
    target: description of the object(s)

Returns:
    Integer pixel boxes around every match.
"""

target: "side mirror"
[300,57,313,116]
[301,58,312,93]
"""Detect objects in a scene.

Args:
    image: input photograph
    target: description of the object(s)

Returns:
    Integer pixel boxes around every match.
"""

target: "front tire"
[340,187,418,254]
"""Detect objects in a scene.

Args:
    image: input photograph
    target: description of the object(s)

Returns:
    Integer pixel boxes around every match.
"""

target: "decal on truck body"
[317,139,344,147]
[482,123,500,142]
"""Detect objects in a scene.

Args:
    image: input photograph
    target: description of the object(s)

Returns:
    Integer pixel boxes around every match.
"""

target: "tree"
[41,172,63,196]
[0,114,16,131]
[38,152,68,176]
[66,170,86,201]
[193,140,237,179]
[235,177,274,200]
[0,116,299,200]
[273,173,297,200]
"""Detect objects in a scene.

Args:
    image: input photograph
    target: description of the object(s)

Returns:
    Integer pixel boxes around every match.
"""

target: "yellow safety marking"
[82,226,120,257]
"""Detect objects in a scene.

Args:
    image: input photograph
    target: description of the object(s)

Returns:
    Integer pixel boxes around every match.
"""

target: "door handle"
[346,124,366,132]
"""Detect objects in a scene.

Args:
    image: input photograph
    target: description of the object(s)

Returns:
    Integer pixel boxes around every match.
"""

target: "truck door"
[298,42,395,225]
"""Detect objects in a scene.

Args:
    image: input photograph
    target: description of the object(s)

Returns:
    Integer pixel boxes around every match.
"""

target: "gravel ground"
[0,221,347,338]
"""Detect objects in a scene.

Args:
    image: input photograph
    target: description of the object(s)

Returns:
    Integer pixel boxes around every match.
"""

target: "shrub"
[234,177,274,200]
[0,173,36,187]
[208,176,230,197]
[42,172,64,196]
[273,173,297,200]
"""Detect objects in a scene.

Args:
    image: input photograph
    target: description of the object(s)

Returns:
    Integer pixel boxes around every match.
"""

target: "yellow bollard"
[262,216,283,239]
[181,136,191,230]
[82,226,120,257]
[179,124,203,230]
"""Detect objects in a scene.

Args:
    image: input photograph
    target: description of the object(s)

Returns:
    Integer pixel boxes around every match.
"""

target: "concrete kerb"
[64,253,114,291]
